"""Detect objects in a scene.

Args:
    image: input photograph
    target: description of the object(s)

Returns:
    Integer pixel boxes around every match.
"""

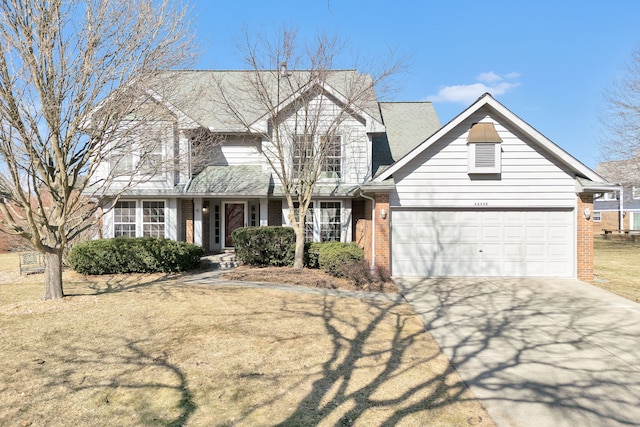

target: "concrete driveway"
[395,277,640,427]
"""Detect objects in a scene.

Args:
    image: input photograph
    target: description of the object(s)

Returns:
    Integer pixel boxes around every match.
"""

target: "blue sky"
[191,0,640,168]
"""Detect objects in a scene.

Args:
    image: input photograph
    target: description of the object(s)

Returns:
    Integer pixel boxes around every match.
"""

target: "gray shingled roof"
[152,70,382,131]
[595,158,640,184]
[186,165,271,196]
[372,102,441,175]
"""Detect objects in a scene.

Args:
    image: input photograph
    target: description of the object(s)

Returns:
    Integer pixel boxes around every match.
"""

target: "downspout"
[358,190,376,271]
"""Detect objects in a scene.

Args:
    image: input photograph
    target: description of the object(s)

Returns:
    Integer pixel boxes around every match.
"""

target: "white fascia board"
[375,93,605,183]
[247,79,384,134]
[479,95,606,183]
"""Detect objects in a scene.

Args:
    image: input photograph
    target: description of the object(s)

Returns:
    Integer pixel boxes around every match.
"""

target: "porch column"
[259,198,268,226]
[194,197,203,247]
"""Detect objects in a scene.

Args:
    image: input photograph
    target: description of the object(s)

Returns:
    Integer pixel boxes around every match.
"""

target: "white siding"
[214,136,263,166]
[264,92,371,187]
[391,109,578,209]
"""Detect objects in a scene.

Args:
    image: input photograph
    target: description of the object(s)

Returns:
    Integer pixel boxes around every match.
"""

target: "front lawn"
[0,254,493,426]
[593,238,640,302]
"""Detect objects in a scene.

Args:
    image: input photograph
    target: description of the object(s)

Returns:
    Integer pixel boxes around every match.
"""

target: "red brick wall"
[353,199,372,264]
[374,193,390,275]
[593,211,620,235]
[577,194,594,281]
[182,199,194,244]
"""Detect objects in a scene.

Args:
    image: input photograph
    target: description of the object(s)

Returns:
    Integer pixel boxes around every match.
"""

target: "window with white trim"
[110,124,170,178]
[143,201,166,237]
[320,202,341,242]
[114,201,137,237]
[293,202,315,242]
[292,134,342,179]
[293,135,313,179]
[321,135,341,178]
[593,211,602,222]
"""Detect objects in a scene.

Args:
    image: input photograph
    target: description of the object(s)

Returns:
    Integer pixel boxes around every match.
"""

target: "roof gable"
[374,93,605,184]
[151,70,384,132]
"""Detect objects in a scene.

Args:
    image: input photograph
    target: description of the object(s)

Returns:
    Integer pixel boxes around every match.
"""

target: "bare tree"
[602,43,640,165]
[0,0,196,299]
[215,28,402,269]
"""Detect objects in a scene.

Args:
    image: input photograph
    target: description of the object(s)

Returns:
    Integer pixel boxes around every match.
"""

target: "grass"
[593,238,640,302]
[0,253,494,426]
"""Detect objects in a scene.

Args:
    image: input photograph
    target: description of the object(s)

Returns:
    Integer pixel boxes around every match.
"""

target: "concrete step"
[204,251,238,270]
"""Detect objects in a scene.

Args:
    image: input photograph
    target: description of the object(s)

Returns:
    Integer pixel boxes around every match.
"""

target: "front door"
[225,203,245,247]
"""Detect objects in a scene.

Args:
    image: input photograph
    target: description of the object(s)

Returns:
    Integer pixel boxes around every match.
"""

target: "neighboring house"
[94,70,610,281]
[593,159,640,234]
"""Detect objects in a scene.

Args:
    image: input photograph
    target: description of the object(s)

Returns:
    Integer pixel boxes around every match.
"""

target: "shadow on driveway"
[396,277,640,427]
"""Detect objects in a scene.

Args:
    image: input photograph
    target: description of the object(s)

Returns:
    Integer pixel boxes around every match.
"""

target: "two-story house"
[96,70,440,255]
[95,70,611,281]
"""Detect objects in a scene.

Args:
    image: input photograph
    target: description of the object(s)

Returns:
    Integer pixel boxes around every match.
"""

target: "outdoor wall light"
[202,206,209,214]
[380,209,387,220]
[583,208,591,220]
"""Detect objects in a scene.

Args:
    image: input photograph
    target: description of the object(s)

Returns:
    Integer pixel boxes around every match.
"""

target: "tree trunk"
[293,226,306,270]
[43,251,64,300]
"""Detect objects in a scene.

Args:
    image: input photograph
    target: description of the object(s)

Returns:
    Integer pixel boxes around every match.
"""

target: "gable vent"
[475,144,495,168]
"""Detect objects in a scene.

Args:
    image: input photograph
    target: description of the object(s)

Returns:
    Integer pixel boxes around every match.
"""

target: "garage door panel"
[392,209,574,278]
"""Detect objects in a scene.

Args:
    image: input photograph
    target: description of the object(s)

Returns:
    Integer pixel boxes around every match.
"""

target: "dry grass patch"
[593,238,640,302]
[0,253,493,426]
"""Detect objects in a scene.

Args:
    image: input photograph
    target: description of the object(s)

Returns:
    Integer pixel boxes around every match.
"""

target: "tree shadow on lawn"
[226,294,491,426]
[3,332,196,427]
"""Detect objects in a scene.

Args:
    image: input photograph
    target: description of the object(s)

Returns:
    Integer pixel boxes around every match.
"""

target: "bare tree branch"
[0,0,197,299]
[216,27,403,269]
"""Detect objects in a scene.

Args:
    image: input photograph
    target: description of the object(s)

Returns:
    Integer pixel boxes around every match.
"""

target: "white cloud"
[428,72,521,104]
[477,71,502,83]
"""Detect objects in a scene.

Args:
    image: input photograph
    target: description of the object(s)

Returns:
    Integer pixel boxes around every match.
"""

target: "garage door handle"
[479,249,483,252]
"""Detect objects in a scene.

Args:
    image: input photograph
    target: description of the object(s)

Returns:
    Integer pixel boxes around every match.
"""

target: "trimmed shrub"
[67,237,204,275]
[232,226,295,266]
[315,242,364,277]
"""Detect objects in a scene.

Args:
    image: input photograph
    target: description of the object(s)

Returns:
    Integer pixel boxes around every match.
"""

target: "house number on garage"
[474,202,489,206]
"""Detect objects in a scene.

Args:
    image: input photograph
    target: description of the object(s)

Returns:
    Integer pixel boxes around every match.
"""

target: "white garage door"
[391,209,574,277]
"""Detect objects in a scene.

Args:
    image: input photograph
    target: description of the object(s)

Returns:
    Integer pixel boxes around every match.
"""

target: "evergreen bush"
[67,237,203,275]
[232,227,295,266]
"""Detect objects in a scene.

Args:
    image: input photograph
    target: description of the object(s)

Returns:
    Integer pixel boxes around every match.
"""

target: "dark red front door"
[225,203,244,247]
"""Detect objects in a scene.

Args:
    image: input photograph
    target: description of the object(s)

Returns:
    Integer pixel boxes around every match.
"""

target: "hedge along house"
[93,70,611,281]
[364,93,613,281]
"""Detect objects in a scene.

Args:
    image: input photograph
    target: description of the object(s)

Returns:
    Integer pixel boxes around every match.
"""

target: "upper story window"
[292,134,342,179]
[467,122,502,174]
[321,135,342,179]
[633,186,640,199]
[293,135,314,179]
[110,123,170,179]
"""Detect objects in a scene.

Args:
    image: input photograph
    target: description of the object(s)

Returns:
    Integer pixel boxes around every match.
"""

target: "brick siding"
[577,194,594,281]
